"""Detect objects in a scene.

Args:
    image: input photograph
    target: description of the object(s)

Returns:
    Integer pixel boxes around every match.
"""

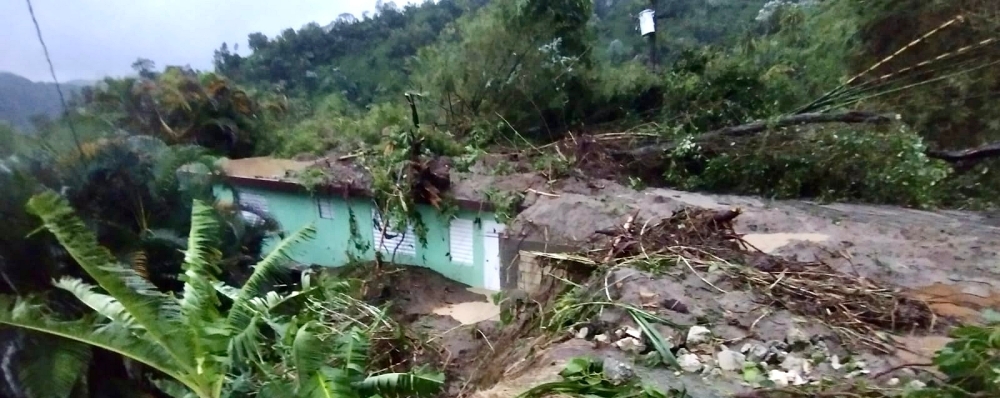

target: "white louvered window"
[239,192,269,213]
[372,212,416,257]
[237,192,270,227]
[449,219,475,266]
[317,197,335,219]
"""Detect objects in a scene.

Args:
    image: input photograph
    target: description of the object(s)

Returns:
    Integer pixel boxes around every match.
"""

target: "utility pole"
[639,0,659,70]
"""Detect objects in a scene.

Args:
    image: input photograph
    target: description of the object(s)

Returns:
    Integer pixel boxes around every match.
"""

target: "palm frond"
[292,322,330,388]
[149,378,194,398]
[17,332,92,398]
[355,370,446,398]
[300,368,358,398]
[26,191,193,371]
[0,295,192,392]
[225,225,315,336]
[176,200,229,382]
[53,277,141,329]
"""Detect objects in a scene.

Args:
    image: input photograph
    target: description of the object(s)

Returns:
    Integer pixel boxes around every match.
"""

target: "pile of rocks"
[568,321,917,390]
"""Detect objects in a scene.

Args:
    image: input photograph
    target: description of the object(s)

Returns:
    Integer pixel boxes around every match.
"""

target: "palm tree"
[0,192,443,398]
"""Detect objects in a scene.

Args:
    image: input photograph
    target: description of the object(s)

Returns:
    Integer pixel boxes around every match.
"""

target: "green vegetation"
[1,0,999,396]
[0,192,441,398]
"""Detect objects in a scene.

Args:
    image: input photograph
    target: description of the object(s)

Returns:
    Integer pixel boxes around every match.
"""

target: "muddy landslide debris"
[519,206,944,395]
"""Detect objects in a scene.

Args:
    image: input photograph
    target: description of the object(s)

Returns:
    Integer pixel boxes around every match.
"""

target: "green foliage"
[1,192,438,398]
[0,123,21,157]
[903,312,1000,397]
[410,0,594,134]
[0,71,89,132]
[483,189,524,224]
[80,66,285,158]
[274,94,410,156]
[664,125,952,207]
[516,357,679,398]
[217,1,470,104]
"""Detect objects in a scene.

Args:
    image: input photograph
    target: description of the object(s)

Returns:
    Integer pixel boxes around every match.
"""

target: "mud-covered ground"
[374,266,502,396]
[448,171,1000,397]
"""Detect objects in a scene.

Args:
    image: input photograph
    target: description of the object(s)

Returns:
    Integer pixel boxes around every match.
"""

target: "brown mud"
[446,171,1000,397]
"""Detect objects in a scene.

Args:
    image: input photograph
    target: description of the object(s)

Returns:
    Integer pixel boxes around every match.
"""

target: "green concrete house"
[214,157,509,291]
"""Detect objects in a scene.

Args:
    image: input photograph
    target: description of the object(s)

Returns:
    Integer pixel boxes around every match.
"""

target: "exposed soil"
[444,171,1000,397]
[374,266,500,396]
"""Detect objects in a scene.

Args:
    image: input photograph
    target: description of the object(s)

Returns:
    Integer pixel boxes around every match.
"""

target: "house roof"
[220,157,314,180]
[219,156,496,212]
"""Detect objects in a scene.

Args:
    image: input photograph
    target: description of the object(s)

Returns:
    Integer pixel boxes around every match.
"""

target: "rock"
[747,344,770,362]
[602,358,635,385]
[717,349,746,372]
[661,298,690,313]
[595,334,610,344]
[785,326,810,347]
[740,343,753,353]
[575,327,590,339]
[686,326,712,345]
[768,370,791,386]
[639,288,658,306]
[678,353,703,373]
[614,328,626,338]
[830,355,843,370]
[615,337,646,353]
[780,354,806,373]
[887,378,900,387]
[624,326,643,339]
[906,380,927,390]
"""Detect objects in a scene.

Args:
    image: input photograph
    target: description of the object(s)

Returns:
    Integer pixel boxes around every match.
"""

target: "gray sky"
[1,0,419,83]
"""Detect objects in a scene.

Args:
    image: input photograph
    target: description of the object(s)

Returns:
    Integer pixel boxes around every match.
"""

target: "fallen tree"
[620,111,1000,166]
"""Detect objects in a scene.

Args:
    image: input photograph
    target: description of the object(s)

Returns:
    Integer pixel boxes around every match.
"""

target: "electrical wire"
[25,0,85,160]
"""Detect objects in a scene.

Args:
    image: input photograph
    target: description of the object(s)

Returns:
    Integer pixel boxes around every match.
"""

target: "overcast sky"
[1,0,419,83]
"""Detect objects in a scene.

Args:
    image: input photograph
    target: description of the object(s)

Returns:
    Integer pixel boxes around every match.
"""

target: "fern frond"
[26,191,194,372]
[225,225,315,337]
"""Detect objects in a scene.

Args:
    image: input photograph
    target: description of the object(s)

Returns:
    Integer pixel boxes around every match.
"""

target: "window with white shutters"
[237,192,270,227]
[317,197,335,219]
[449,219,475,266]
[238,192,269,213]
[372,211,416,257]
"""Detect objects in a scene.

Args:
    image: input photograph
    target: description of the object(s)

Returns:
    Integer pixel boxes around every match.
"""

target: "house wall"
[215,183,503,290]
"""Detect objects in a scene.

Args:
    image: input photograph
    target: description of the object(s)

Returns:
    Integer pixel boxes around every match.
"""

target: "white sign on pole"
[638,9,655,36]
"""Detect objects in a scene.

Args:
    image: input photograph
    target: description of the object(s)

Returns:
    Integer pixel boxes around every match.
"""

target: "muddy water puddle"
[742,232,831,253]
[432,287,500,325]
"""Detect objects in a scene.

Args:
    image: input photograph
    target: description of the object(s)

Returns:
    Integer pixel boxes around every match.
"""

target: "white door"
[482,219,505,291]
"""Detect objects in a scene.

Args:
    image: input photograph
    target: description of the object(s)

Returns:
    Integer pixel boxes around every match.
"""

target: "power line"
[25,0,84,159]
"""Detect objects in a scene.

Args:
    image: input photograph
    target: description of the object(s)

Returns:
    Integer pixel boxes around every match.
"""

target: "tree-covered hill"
[0,72,93,132]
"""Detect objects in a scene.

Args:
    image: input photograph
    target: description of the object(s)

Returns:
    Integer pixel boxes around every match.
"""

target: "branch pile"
[555,207,939,353]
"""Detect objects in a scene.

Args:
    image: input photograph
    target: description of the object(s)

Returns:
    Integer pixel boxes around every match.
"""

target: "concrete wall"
[215,184,502,290]
[498,237,579,294]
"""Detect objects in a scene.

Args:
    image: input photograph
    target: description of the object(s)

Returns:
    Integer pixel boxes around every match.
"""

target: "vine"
[361,93,465,249]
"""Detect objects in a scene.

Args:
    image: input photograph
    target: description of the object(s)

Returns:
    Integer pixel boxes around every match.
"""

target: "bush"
[663,123,952,207]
